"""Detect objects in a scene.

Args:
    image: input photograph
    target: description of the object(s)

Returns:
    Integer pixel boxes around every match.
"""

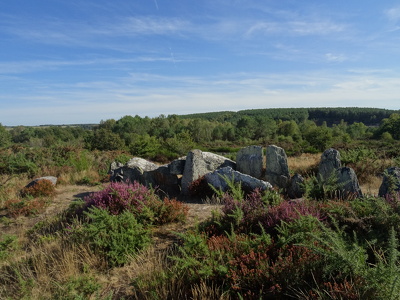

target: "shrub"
[150,198,189,224]
[69,207,151,267]
[0,234,18,260]
[4,197,50,217]
[85,181,159,216]
[85,181,189,225]
[21,179,56,198]
[219,188,322,235]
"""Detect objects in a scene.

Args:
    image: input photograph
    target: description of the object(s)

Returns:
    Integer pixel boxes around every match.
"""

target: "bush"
[84,181,189,225]
[0,234,18,260]
[4,197,50,217]
[85,181,159,216]
[21,179,56,198]
[69,207,151,267]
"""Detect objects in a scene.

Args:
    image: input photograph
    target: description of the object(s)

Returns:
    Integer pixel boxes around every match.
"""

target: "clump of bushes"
[21,179,56,198]
[66,181,189,267]
[84,181,188,225]
[139,178,400,299]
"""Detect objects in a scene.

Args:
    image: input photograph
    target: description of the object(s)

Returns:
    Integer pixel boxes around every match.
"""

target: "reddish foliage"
[188,176,214,198]
[227,245,322,298]
[321,278,364,300]
[153,198,189,224]
[21,179,56,197]
[4,197,49,217]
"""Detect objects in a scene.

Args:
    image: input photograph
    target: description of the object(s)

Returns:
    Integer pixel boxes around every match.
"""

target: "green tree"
[303,121,333,152]
[0,123,11,147]
[376,113,400,140]
[86,128,126,151]
[347,122,368,139]
[129,134,161,158]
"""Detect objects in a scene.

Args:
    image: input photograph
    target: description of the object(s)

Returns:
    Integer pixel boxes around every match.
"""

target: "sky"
[1,0,400,126]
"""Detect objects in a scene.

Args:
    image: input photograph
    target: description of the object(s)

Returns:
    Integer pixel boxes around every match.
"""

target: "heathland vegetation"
[1,107,400,299]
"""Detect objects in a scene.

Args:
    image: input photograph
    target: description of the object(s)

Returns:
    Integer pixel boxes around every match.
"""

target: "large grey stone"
[318,148,341,181]
[168,157,186,175]
[379,167,400,197]
[25,176,58,188]
[110,157,158,185]
[181,149,236,195]
[146,165,181,197]
[265,145,290,189]
[204,167,272,193]
[287,173,305,199]
[236,145,263,179]
[337,167,362,199]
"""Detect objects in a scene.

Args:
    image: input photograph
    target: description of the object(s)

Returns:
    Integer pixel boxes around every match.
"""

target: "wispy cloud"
[385,6,400,22]
[325,53,348,62]
[245,19,346,37]
[0,57,177,74]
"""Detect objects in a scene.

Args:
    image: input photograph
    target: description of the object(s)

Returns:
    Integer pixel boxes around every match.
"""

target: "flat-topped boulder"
[110,157,158,185]
[204,167,272,193]
[181,149,236,195]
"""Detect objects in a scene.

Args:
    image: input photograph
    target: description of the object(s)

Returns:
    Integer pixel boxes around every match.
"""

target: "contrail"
[154,0,159,10]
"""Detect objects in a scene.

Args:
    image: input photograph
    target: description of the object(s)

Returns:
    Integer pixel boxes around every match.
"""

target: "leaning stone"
[25,176,58,188]
[204,167,272,193]
[265,145,290,189]
[379,167,400,197]
[337,167,362,199]
[181,149,236,195]
[236,145,263,179]
[287,173,305,199]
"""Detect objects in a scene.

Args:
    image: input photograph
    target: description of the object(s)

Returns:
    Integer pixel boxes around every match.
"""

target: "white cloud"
[1,70,399,126]
[325,53,347,62]
[386,6,400,23]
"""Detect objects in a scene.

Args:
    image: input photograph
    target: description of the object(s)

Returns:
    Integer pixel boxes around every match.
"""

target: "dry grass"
[360,175,382,197]
[0,239,107,299]
[288,153,321,176]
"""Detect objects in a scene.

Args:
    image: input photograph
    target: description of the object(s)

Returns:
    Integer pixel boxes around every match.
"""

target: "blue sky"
[1,0,400,126]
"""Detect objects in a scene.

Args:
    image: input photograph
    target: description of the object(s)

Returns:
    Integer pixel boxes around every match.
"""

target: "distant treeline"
[1,107,400,162]
[180,107,398,126]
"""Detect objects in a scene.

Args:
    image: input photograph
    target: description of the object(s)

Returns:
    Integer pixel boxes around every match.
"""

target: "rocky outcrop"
[181,149,236,195]
[337,167,362,199]
[236,145,263,179]
[318,148,341,181]
[265,145,290,189]
[204,167,272,193]
[379,167,400,197]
